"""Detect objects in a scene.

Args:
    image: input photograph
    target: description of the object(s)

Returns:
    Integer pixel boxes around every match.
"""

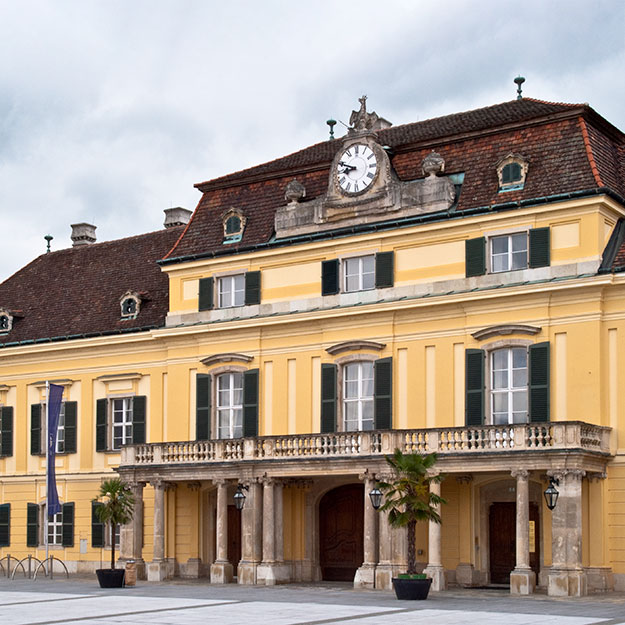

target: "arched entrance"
[319,483,364,581]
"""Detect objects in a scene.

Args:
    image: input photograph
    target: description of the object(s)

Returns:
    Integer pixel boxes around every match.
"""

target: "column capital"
[548,469,586,482]
[186,481,202,491]
[212,478,230,487]
[511,469,530,480]
[455,475,473,484]
[586,471,607,482]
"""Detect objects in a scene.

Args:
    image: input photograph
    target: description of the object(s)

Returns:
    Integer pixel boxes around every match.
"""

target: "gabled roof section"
[165,98,625,264]
[0,226,183,346]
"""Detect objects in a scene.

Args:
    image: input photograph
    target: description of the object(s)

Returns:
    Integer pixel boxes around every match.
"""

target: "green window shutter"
[198,277,214,311]
[132,396,146,444]
[321,259,339,296]
[196,374,211,441]
[374,357,393,430]
[91,501,105,548]
[243,369,259,437]
[320,364,337,433]
[375,252,394,288]
[96,399,107,452]
[529,342,550,422]
[0,503,10,547]
[27,503,39,547]
[244,271,261,305]
[465,349,485,426]
[529,227,550,268]
[31,404,42,455]
[63,401,77,454]
[0,407,13,457]
[465,237,486,277]
[62,502,74,547]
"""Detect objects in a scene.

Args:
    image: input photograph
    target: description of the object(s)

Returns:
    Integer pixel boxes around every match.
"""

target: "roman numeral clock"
[337,143,378,195]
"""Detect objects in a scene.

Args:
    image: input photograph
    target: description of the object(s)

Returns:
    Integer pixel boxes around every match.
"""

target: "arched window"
[496,154,528,191]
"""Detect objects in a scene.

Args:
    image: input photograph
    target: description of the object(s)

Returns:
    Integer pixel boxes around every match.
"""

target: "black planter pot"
[96,568,125,588]
[392,577,432,600]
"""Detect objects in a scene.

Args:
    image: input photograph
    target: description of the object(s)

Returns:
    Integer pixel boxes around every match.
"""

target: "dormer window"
[0,309,13,333]
[119,291,141,319]
[222,209,246,244]
[496,154,528,192]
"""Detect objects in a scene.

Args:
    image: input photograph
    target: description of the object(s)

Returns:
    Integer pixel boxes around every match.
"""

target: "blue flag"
[47,383,64,518]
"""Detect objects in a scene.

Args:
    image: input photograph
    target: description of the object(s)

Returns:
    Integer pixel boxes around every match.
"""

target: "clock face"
[337,144,378,194]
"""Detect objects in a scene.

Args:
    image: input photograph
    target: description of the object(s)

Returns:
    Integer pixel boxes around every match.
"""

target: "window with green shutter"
[465,349,485,426]
[62,502,74,547]
[196,374,211,440]
[132,396,146,445]
[375,252,394,289]
[27,503,40,547]
[529,342,550,422]
[529,227,550,268]
[31,404,42,455]
[92,501,105,548]
[374,357,393,430]
[96,399,107,452]
[63,401,78,454]
[466,237,486,277]
[242,369,259,437]
[322,259,339,296]
[0,406,13,457]
[198,277,214,311]
[244,271,261,305]
[0,503,10,547]
[321,364,337,433]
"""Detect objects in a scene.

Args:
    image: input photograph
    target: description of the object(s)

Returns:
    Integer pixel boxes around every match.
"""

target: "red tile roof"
[0,227,183,346]
[166,98,625,263]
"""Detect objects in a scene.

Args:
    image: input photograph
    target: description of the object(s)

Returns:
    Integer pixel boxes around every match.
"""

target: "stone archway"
[318,483,364,581]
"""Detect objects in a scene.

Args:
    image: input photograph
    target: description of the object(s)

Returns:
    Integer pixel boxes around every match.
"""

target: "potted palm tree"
[377,449,445,600]
[93,478,135,588]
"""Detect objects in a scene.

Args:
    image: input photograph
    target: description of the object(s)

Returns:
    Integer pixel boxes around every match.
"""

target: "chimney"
[163,207,192,228]
[71,223,97,246]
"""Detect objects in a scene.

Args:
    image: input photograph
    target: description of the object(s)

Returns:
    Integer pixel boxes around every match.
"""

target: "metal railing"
[121,421,610,467]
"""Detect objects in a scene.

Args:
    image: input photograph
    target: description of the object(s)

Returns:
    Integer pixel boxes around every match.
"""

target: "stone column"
[275,481,285,565]
[258,477,290,585]
[147,479,169,581]
[424,477,446,590]
[510,469,535,595]
[548,469,587,597]
[238,479,262,584]
[120,481,145,577]
[210,480,233,583]
[354,474,378,589]
[374,496,393,590]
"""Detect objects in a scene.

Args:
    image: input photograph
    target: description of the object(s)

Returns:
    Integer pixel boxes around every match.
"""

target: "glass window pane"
[492,350,507,370]
[345,380,358,398]
[362,271,375,290]
[493,393,508,413]
[492,237,508,254]
[511,233,527,252]
[512,348,527,368]
[512,368,527,388]
[513,391,528,412]
[511,251,527,270]
[493,370,508,389]
[362,256,374,273]
[492,255,507,272]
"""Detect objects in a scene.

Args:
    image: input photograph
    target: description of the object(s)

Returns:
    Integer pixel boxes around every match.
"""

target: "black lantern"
[544,477,560,511]
[369,486,383,510]
[233,484,248,511]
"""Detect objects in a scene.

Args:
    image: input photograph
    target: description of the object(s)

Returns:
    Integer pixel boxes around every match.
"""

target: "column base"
[374,564,394,590]
[548,569,587,597]
[423,565,446,591]
[210,560,234,584]
[256,563,291,585]
[237,561,259,585]
[354,564,376,589]
[180,557,202,579]
[585,566,614,592]
[147,560,171,582]
[510,568,536,595]
[455,562,479,587]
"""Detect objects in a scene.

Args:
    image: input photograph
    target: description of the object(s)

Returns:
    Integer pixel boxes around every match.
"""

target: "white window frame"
[490,346,529,425]
[218,274,245,308]
[40,401,66,454]
[111,397,133,451]
[343,255,375,293]
[47,509,63,546]
[490,232,528,273]
[216,372,244,439]
[342,360,374,432]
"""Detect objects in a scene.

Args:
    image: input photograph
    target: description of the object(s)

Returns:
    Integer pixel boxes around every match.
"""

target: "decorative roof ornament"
[285,179,306,204]
[514,75,525,100]
[348,95,391,134]
[422,151,445,177]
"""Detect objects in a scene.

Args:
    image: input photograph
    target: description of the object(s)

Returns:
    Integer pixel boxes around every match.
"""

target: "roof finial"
[326,118,337,140]
[44,234,53,253]
[514,75,525,100]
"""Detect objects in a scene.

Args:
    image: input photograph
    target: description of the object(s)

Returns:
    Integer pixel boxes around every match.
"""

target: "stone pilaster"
[147,479,170,581]
[210,479,233,584]
[257,477,290,585]
[238,479,263,584]
[374,473,393,590]
[120,481,146,579]
[354,473,378,589]
[423,478,446,591]
[547,469,587,597]
[510,469,535,595]
[454,475,479,587]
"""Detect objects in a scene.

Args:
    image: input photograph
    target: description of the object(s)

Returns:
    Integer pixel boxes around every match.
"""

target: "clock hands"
[338,161,357,172]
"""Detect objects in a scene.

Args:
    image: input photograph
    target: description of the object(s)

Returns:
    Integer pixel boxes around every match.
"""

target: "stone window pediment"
[496,154,529,192]
[201,353,253,367]
[325,340,386,356]
[471,324,541,341]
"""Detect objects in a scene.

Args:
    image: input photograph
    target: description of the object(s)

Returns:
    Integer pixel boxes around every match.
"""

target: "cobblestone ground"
[2,578,625,625]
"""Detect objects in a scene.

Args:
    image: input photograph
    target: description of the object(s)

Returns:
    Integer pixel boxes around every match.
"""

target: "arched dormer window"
[0,309,13,333]
[222,209,246,244]
[120,291,141,319]
[496,154,529,192]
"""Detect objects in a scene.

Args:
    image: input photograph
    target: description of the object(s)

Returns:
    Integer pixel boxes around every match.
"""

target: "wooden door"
[489,502,541,584]
[319,484,364,581]
[227,504,241,571]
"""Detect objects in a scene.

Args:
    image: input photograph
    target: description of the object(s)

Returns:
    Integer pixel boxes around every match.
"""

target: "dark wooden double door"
[489,502,540,584]
[319,484,364,581]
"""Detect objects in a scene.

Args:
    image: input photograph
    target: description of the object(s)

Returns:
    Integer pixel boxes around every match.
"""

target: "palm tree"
[377,449,445,575]
[93,478,135,570]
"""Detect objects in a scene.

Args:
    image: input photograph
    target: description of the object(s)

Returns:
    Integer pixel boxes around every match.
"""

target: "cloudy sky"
[1,0,624,281]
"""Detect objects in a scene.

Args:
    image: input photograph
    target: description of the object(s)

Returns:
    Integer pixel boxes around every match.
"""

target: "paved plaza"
[1,578,625,625]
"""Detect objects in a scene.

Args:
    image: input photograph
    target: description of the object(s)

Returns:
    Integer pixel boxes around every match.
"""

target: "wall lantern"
[544,477,560,511]
[233,484,248,511]
[369,486,383,510]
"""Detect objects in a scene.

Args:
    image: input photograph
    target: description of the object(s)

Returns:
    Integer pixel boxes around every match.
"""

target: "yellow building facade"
[1,97,624,596]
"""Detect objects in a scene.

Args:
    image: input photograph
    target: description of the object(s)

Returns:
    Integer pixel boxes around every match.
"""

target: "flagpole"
[45,380,49,562]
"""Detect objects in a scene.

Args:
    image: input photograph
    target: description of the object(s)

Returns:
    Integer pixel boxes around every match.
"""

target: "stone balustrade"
[120,421,610,467]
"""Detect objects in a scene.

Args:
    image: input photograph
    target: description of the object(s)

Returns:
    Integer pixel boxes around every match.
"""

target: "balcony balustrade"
[120,421,610,468]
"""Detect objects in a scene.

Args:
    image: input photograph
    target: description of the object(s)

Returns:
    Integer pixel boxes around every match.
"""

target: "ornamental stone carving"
[285,179,306,204]
[422,151,445,177]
